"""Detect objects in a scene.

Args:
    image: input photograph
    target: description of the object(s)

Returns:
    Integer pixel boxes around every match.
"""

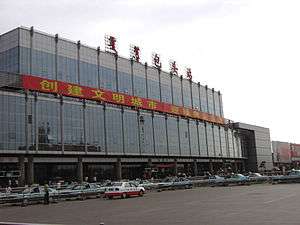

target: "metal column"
[26,156,34,185]
[174,159,178,176]
[193,160,198,176]
[77,157,83,183]
[116,158,122,181]
[18,155,25,186]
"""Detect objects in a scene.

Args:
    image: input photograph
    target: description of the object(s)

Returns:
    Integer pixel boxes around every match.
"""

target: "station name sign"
[22,75,224,125]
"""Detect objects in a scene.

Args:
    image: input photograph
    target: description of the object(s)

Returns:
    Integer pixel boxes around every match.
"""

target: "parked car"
[0,191,22,204]
[132,180,158,190]
[0,185,59,206]
[248,173,269,182]
[104,182,145,199]
[157,177,193,190]
[22,186,59,205]
[58,183,102,199]
[208,175,226,186]
[157,177,176,189]
[271,169,300,184]
[98,181,114,194]
[172,178,193,189]
[226,174,249,185]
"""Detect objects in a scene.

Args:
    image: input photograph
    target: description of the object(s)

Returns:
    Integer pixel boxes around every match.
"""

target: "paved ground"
[1,184,300,225]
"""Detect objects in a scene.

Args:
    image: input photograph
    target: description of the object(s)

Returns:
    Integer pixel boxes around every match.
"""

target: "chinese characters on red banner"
[22,75,224,125]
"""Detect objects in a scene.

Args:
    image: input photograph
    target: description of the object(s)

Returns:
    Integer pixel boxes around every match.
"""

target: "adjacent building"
[272,141,300,169]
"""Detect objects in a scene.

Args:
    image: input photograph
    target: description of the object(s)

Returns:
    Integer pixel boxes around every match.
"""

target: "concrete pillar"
[209,161,214,174]
[77,157,83,183]
[174,159,178,176]
[223,160,228,174]
[193,160,198,176]
[18,155,25,187]
[241,161,246,172]
[26,156,34,185]
[234,161,239,173]
[146,158,153,179]
[147,158,153,168]
[116,158,122,181]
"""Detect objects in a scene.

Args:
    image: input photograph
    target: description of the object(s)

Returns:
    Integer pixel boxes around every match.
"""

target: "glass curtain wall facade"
[172,75,183,106]
[0,27,244,159]
[132,62,147,98]
[0,29,19,73]
[160,71,172,104]
[85,102,105,152]
[117,57,132,95]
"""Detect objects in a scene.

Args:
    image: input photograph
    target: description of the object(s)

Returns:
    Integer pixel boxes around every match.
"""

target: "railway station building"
[0,27,273,186]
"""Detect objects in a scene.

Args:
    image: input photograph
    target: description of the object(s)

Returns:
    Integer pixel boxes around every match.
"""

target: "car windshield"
[130,183,137,187]
[90,184,99,188]
[72,185,83,190]
[23,188,31,194]
[162,178,173,182]
[289,170,300,175]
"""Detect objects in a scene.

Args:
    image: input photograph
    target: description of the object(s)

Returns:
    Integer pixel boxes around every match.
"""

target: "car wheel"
[80,194,86,201]
[121,193,127,199]
[96,194,101,198]
[139,190,144,197]
[22,199,28,207]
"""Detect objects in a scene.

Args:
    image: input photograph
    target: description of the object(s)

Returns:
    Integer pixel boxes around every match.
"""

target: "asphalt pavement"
[1,183,300,225]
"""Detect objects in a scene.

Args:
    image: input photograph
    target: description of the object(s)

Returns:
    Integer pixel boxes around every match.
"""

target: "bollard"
[100,223,104,225]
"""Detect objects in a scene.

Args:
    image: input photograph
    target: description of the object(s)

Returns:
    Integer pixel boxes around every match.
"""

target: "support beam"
[26,156,34,185]
[223,160,228,174]
[241,161,246,172]
[234,161,239,173]
[193,160,198,176]
[147,158,152,168]
[77,157,83,183]
[174,159,178,176]
[18,155,25,187]
[209,160,214,174]
[116,158,122,181]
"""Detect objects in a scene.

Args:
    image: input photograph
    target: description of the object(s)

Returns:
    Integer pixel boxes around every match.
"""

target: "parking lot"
[1,183,300,225]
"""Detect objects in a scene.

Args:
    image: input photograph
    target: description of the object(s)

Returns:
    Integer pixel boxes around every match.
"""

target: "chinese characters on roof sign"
[186,68,192,80]
[169,60,178,76]
[130,45,140,63]
[105,35,118,54]
[152,53,162,69]
[22,75,224,125]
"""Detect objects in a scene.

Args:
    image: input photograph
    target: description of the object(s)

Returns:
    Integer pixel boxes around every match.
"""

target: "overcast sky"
[1,0,299,143]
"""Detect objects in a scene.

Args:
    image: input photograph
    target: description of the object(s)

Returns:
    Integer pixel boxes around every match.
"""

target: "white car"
[21,186,59,205]
[104,182,145,199]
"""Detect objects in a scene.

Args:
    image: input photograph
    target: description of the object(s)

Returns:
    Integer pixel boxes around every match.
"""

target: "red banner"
[22,75,225,125]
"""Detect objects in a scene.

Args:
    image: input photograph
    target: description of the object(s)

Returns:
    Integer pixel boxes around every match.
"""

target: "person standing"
[44,184,49,205]
[5,186,12,195]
